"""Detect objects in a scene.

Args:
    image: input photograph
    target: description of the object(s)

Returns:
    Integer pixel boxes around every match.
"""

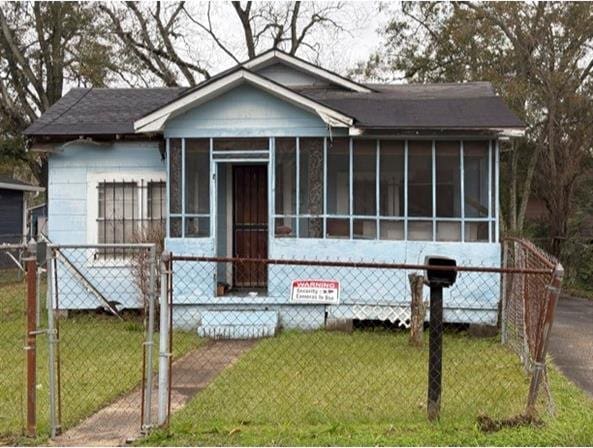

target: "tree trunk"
[408,273,426,347]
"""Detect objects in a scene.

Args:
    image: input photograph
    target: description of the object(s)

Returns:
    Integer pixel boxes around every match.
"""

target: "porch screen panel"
[169,138,182,238]
[379,140,404,217]
[436,141,461,241]
[169,139,182,214]
[407,141,433,217]
[353,140,377,216]
[408,141,433,241]
[464,141,490,242]
[185,138,210,237]
[185,139,210,214]
[326,138,350,238]
[379,140,405,241]
[436,141,461,217]
[274,138,296,237]
[299,138,324,238]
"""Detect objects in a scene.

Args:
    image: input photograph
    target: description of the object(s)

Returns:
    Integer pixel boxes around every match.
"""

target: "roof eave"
[0,182,44,193]
[353,126,525,137]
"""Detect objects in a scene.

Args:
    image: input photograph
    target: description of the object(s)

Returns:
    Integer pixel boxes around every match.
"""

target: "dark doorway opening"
[232,165,268,289]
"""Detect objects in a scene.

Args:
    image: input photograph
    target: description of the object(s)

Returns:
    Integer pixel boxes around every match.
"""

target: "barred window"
[97,180,166,255]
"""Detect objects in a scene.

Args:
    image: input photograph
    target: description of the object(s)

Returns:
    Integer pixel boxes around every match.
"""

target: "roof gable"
[165,83,329,137]
[243,50,372,92]
[255,62,333,88]
[134,69,354,133]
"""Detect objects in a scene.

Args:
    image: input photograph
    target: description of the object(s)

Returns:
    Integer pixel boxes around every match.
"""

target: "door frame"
[231,164,269,288]
[213,158,272,287]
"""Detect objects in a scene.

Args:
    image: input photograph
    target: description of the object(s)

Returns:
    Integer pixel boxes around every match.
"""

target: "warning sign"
[290,279,340,304]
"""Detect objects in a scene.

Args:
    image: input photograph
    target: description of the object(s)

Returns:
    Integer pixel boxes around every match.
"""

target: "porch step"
[197,310,278,339]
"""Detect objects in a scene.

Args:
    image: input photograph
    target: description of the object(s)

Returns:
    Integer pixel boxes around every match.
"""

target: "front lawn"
[0,278,200,445]
[142,330,593,446]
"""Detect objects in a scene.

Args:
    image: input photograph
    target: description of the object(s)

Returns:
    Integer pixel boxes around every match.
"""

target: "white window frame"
[86,171,166,264]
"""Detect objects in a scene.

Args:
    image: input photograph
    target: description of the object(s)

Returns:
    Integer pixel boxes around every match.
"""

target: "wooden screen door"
[233,165,268,288]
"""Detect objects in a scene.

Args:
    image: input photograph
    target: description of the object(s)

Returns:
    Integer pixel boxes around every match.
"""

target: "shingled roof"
[295,82,523,130]
[25,52,524,137]
[25,87,188,136]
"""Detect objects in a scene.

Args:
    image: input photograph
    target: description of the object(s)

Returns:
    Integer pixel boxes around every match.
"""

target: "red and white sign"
[290,279,340,304]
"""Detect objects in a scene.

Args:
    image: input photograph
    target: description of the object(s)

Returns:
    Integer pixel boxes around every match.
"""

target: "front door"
[233,165,268,288]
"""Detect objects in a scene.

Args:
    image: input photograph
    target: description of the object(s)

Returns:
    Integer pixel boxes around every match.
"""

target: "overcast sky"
[180,1,390,78]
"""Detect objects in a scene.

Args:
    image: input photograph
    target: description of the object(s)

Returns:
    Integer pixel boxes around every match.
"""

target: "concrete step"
[197,309,278,339]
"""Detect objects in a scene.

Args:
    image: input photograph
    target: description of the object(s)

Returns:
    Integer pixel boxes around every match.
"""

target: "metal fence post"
[500,239,508,345]
[46,248,60,438]
[525,265,564,417]
[25,256,37,437]
[425,256,457,422]
[427,283,443,421]
[157,252,171,426]
[142,245,157,432]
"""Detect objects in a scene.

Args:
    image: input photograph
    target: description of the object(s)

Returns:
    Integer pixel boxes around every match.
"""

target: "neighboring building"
[0,175,44,244]
[24,50,524,333]
[28,202,47,241]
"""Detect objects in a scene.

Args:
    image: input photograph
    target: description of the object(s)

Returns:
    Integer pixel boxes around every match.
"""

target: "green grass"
[141,330,593,446]
[0,279,201,445]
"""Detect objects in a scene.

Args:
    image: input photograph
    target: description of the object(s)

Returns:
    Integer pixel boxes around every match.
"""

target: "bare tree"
[98,2,211,87]
[0,2,112,185]
[184,1,347,64]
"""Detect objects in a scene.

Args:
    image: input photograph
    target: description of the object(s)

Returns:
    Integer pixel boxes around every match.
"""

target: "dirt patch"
[477,413,543,433]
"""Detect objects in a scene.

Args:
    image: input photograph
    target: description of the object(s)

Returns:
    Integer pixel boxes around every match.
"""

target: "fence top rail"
[0,243,27,250]
[169,254,554,275]
[48,243,157,249]
[502,236,558,270]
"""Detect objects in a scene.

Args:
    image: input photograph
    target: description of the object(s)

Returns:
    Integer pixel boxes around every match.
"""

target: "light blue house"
[25,50,524,335]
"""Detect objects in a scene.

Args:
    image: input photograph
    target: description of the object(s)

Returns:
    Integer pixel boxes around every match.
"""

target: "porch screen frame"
[166,137,212,238]
[272,137,498,243]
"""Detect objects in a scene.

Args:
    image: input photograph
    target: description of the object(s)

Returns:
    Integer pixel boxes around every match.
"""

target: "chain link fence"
[502,237,564,414]
[0,238,564,443]
[158,247,561,433]
[44,244,158,443]
[0,244,28,442]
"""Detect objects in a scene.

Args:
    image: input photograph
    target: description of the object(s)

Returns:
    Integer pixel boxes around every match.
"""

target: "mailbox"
[424,256,457,288]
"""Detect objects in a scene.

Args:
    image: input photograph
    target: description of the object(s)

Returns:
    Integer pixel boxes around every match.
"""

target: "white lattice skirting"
[351,305,411,328]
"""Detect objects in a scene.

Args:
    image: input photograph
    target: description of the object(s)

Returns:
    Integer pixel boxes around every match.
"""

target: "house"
[0,176,44,269]
[27,202,48,241]
[0,175,44,244]
[24,50,524,334]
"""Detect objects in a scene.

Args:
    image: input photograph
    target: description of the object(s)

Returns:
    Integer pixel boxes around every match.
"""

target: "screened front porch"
[165,137,499,245]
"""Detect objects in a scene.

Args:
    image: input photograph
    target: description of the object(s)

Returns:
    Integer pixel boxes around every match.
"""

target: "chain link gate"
[44,243,158,442]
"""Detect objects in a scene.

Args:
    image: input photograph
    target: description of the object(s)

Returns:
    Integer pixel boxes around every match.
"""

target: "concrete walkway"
[548,295,593,396]
[52,339,256,447]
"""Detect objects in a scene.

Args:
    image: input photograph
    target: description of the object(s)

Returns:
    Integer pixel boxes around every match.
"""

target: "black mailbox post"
[424,256,457,421]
